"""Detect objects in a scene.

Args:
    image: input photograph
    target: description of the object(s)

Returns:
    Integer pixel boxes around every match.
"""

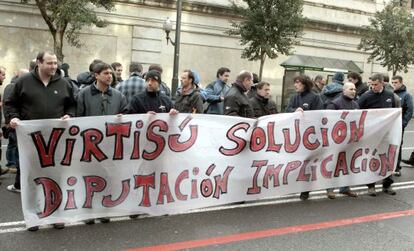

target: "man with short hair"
[116,62,145,103]
[204,67,231,114]
[77,59,103,88]
[77,62,127,117]
[76,62,126,224]
[174,69,203,113]
[128,70,177,115]
[148,65,171,97]
[6,51,76,231]
[249,81,277,117]
[391,76,413,175]
[313,75,325,93]
[111,62,123,83]
[326,82,359,199]
[358,73,396,196]
[224,70,254,118]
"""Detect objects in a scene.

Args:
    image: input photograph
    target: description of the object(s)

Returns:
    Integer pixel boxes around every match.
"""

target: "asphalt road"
[1,122,414,251]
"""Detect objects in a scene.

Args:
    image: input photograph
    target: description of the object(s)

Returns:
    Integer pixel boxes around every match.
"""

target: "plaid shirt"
[115,73,146,102]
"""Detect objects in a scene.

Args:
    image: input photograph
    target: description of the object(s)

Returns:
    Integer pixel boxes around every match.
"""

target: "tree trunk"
[392,66,397,76]
[54,30,65,62]
[259,52,266,81]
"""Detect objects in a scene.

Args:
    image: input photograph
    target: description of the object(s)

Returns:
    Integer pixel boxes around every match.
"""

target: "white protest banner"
[16,109,401,227]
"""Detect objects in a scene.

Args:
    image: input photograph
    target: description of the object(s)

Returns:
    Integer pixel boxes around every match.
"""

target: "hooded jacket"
[394,85,413,128]
[321,81,343,107]
[249,94,277,117]
[6,66,76,120]
[174,86,204,113]
[224,83,254,118]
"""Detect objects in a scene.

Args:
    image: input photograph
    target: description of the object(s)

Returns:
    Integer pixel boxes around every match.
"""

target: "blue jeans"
[6,131,18,167]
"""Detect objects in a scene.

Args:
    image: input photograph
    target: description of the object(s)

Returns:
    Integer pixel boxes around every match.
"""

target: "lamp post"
[162,0,182,99]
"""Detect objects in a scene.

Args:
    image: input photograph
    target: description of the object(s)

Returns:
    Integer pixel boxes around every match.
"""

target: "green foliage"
[228,0,305,78]
[358,0,414,75]
[21,0,115,60]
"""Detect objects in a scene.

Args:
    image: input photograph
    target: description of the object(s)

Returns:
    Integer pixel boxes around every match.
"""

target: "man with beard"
[174,69,203,113]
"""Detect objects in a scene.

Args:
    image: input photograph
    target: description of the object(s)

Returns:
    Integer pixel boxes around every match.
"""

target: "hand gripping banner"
[16,109,402,227]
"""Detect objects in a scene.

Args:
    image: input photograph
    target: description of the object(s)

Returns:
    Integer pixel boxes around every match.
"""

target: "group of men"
[0,51,411,231]
[0,51,278,230]
[300,72,413,199]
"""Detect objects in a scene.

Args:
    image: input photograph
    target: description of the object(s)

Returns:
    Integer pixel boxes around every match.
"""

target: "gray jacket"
[76,83,127,116]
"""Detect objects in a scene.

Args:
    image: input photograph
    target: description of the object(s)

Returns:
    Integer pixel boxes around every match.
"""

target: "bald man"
[326,82,359,110]
[325,82,359,199]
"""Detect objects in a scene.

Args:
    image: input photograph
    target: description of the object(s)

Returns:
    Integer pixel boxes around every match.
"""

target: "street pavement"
[1,122,414,251]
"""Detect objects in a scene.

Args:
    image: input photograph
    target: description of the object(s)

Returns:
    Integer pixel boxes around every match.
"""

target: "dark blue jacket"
[395,85,413,128]
[357,89,396,109]
[320,81,343,107]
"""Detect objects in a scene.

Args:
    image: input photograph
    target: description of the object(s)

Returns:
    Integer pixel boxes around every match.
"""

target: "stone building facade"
[0,0,413,106]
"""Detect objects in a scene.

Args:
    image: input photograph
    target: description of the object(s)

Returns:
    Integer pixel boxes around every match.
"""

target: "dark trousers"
[396,128,404,172]
[367,176,394,189]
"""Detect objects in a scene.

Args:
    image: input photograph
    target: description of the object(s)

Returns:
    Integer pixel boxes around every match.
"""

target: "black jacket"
[128,89,173,114]
[77,71,95,87]
[356,81,369,98]
[326,94,359,110]
[286,90,324,112]
[6,67,76,120]
[224,83,254,118]
[3,83,15,124]
[357,89,396,109]
[250,94,277,117]
[174,86,204,113]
